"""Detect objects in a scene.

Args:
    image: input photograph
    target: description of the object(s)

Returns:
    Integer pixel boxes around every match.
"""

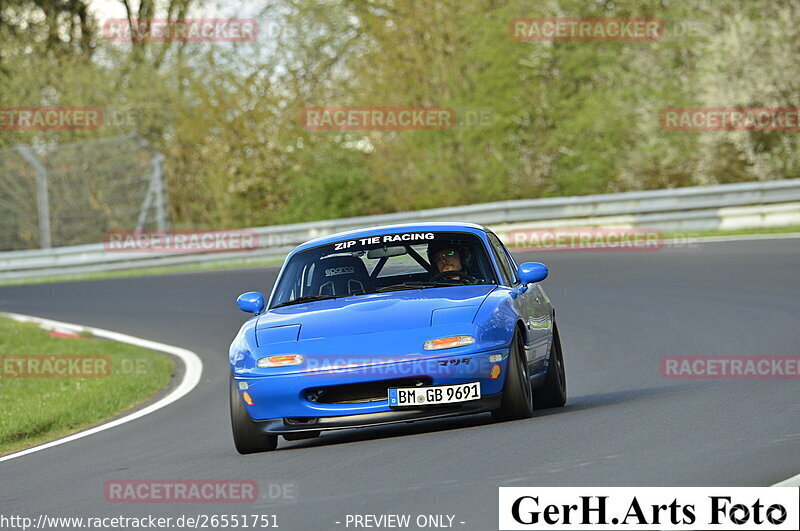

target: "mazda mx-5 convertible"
[229,222,566,453]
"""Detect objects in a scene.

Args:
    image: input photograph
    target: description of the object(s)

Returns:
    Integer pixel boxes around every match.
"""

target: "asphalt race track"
[1,239,798,530]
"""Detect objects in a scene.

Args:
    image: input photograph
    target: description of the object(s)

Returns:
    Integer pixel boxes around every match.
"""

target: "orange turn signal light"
[242,391,254,405]
[257,354,304,368]
[423,335,475,351]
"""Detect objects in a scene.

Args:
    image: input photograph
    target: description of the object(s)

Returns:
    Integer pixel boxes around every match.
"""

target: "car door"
[487,233,552,375]
[485,233,541,372]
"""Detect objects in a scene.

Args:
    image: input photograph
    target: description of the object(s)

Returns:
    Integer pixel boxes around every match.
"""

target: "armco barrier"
[1,179,799,281]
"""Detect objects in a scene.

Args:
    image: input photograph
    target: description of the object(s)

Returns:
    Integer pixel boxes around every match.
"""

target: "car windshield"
[270,231,497,308]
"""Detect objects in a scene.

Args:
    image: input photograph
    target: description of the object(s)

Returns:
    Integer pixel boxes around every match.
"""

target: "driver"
[434,247,463,276]
[428,241,473,282]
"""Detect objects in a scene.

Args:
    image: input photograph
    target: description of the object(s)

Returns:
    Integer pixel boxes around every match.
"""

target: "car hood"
[256,284,496,343]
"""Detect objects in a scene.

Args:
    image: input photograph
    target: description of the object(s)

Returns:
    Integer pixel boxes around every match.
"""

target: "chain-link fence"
[0,134,168,251]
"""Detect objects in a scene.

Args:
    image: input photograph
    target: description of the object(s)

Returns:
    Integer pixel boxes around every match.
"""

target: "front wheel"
[229,376,278,454]
[492,331,533,421]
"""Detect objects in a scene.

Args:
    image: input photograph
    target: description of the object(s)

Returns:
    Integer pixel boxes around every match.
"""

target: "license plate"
[388,382,481,407]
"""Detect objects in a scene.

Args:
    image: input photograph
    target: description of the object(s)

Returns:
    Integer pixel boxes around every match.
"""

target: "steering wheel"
[430,270,476,284]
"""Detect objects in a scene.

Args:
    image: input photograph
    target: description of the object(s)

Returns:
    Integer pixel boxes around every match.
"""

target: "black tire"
[492,330,534,421]
[535,321,567,408]
[229,376,278,454]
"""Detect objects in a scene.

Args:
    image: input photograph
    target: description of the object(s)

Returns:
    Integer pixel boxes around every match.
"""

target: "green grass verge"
[0,316,174,456]
[1,225,799,287]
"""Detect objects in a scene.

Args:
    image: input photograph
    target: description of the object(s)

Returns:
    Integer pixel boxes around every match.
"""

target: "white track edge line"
[0,311,203,463]
[772,473,800,487]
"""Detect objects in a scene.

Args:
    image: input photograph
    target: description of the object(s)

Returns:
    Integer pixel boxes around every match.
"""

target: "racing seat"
[311,256,372,297]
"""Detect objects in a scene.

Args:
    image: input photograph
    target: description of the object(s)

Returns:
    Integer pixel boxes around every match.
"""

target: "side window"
[501,246,520,284]
[487,233,516,285]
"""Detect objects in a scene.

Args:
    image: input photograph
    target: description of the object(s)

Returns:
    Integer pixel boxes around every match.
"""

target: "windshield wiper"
[375,281,461,292]
[271,295,339,309]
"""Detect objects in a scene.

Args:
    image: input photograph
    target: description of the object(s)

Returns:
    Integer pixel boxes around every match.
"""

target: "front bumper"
[233,348,510,424]
[254,393,502,434]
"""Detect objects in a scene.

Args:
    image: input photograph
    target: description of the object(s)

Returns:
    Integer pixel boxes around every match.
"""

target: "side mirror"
[517,262,548,285]
[237,291,265,314]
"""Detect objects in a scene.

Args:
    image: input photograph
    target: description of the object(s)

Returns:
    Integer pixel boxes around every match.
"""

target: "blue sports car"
[229,222,566,453]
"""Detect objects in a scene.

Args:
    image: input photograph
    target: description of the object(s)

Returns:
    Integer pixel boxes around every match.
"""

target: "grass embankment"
[0,317,174,455]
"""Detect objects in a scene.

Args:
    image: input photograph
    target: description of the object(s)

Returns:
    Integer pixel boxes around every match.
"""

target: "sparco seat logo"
[325,266,355,277]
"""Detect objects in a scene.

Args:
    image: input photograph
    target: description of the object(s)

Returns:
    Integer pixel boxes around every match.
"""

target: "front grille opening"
[306,377,432,404]
[285,417,318,425]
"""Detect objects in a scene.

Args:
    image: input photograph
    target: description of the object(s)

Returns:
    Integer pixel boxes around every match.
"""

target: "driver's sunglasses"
[435,250,457,263]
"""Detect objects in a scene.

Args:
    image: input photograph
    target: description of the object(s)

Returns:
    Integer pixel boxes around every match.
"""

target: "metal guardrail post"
[153,154,168,230]
[133,139,169,232]
[15,146,51,249]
